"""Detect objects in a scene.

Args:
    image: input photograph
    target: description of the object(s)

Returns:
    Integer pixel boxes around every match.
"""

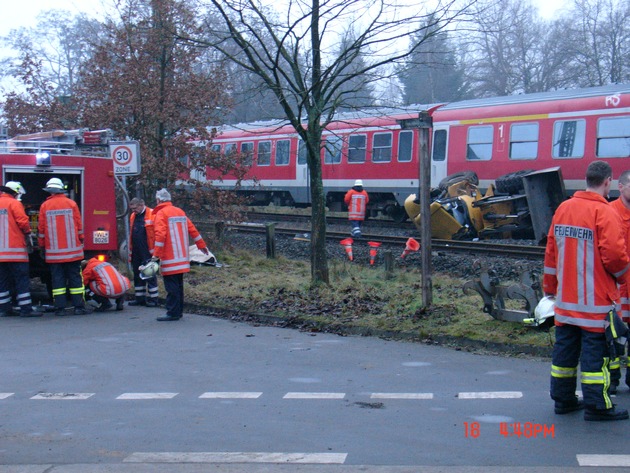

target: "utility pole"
[398,111,433,307]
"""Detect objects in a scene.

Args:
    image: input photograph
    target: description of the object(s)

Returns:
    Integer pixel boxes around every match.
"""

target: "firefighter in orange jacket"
[344,179,369,238]
[0,182,41,317]
[82,257,131,312]
[609,169,630,393]
[151,188,209,321]
[544,161,630,421]
[128,197,158,307]
[38,177,90,316]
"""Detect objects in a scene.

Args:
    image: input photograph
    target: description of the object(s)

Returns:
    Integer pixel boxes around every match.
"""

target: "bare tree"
[193,0,474,285]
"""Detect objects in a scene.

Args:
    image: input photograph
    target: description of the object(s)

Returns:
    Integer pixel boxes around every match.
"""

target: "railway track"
[225,222,546,259]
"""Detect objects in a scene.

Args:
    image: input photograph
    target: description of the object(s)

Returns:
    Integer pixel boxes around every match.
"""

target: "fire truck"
[0,129,121,288]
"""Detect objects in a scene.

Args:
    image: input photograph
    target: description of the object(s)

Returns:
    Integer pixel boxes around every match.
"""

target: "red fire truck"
[0,129,121,287]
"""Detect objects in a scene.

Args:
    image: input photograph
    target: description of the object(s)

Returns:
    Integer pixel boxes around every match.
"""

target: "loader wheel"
[494,170,534,194]
[438,171,479,191]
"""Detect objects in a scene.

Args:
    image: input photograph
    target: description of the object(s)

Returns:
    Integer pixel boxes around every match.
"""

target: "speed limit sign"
[110,141,141,175]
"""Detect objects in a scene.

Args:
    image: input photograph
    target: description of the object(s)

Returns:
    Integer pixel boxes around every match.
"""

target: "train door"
[295,138,311,204]
[431,126,448,188]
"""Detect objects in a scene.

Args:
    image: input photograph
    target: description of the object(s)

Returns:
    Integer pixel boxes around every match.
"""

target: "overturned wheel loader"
[404,167,566,245]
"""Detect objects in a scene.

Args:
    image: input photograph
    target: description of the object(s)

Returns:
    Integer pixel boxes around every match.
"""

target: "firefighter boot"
[585,405,630,421]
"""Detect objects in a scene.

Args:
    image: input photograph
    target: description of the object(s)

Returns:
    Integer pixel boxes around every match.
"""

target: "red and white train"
[200,83,630,219]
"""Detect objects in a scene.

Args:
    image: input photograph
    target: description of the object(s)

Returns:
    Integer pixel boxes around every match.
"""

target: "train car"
[204,105,441,222]
[431,83,630,194]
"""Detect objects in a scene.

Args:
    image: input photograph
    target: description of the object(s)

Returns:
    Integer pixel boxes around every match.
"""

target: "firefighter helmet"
[534,296,555,325]
[3,181,26,199]
[139,259,159,280]
[43,177,65,193]
[354,179,363,187]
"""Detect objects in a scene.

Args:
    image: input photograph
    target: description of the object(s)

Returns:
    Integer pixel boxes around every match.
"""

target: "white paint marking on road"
[199,392,262,399]
[458,391,523,399]
[370,393,433,399]
[0,393,14,399]
[124,452,348,464]
[116,393,178,400]
[577,454,630,467]
[283,392,346,399]
[31,393,94,400]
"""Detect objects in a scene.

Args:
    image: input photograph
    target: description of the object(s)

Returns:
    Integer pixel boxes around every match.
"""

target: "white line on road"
[124,452,348,463]
[283,392,346,399]
[199,392,263,399]
[370,393,434,399]
[30,393,94,400]
[116,393,178,400]
[458,391,523,399]
[577,454,630,466]
[0,393,13,399]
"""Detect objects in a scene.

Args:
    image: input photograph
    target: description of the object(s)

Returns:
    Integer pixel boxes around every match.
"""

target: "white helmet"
[354,179,363,187]
[139,260,159,280]
[44,177,65,193]
[4,181,25,197]
[533,296,555,326]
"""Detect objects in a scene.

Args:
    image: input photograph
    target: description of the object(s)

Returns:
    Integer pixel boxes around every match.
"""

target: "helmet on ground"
[43,177,65,193]
[2,181,25,199]
[354,179,363,187]
[139,259,159,280]
[534,296,555,325]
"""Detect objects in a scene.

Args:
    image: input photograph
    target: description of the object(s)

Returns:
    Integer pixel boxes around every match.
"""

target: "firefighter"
[610,169,630,393]
[82,257,130,312]
[545,161,630,421]
[0,182,41,317]
[128,197,158,307]
[344,179,369,238]
[38,177,91,316]
[151,188,209,321]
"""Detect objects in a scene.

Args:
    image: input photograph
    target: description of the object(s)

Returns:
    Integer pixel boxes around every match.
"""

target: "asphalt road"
[2,305,630,472]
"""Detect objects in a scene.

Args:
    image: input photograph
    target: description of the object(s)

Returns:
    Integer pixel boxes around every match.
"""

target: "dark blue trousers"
[0,262,33,314]
[164,273,184,318]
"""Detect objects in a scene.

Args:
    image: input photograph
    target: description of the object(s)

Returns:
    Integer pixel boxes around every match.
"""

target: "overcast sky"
[2,0,569,38]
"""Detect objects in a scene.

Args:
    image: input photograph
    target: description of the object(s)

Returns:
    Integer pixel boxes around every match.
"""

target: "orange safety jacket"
[38,194,84,263]
[0,193,31,263]
[611,197,630,322]
[344,189,369,221]
[152,202,207,276]
[82,258,131,298]
[129,206,155,256]
[543,191,630,332]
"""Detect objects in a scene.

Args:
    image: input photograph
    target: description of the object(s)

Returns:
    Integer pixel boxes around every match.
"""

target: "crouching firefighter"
[82,257,131,312]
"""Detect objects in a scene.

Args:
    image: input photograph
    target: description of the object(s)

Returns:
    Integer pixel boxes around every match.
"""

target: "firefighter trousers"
[50,261,85,310]
[551,324,612,411]
[132,257,158,303]
[0,261,33,314]
[164,273,184,318]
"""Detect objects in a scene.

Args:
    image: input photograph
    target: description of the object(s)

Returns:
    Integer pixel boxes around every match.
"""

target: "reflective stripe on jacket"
[611,197,630,322]
[344,189,369,221]
[543,191,630,332]
[152,202,207,276]
[82,258,131,298]
[0,193,30,263]
[37,194,84,263]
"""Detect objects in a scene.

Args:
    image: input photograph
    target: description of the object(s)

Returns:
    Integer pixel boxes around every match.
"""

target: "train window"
[241,142,254,165]
[348,134,366,163]
[509,123,538,160]
[552,120,585,158]
[211,144,221,155]
[298,139,307,164]
[324,135,342,164]
[225,143,237,156]
[466,126,492,160]
[372,132,392,162]
[432,130,446,162]
[398,130,413,162]
[276,139,290,165]
[597,117,630,157]
[257,141,271,166]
